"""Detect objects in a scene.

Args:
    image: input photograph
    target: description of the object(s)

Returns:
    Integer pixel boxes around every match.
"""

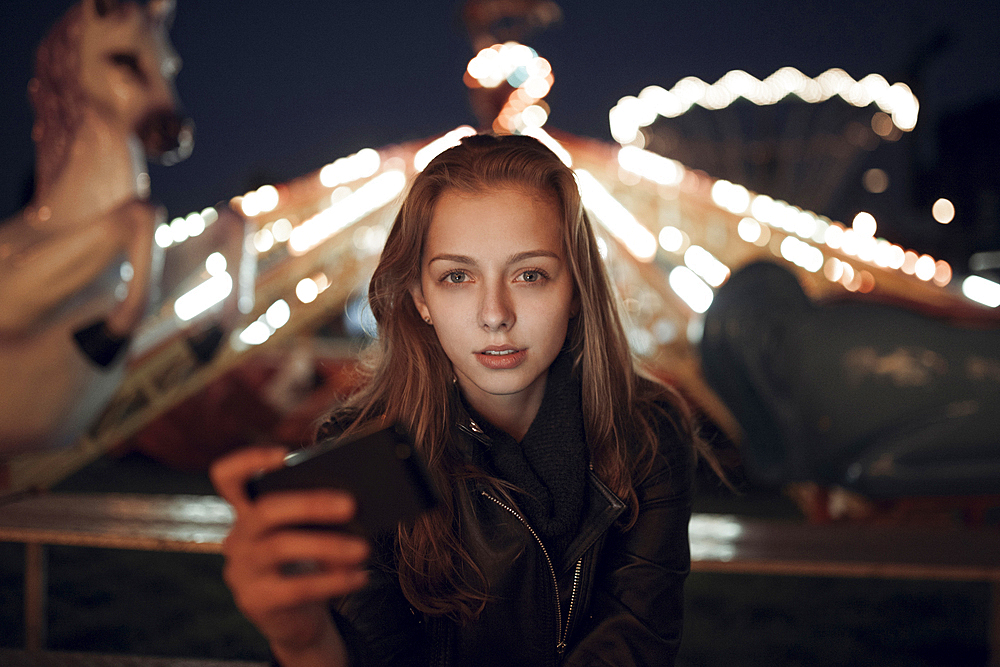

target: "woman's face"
[410,186,576,423]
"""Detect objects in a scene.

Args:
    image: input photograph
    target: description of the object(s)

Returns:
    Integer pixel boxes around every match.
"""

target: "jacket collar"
[454,408,626,575]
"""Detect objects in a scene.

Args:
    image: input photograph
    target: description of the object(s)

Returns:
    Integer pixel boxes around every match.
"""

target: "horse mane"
[29,3,87,194]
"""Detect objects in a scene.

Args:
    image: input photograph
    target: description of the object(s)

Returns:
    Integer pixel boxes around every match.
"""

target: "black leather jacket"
[331,407,694,666]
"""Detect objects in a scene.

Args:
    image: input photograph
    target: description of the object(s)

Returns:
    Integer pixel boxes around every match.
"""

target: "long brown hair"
[335,133,698,621]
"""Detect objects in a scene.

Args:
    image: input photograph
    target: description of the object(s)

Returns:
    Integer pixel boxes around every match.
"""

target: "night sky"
[2,0,998,264]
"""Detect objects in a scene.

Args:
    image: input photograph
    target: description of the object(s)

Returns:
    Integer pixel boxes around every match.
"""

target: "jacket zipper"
[481,491,582,658]
[564,559,583,650]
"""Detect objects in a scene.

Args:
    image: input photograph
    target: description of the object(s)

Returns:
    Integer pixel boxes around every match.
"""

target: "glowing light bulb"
[794,211,818,240]
[170,216,189,244]
[824,257,843,282]
[888,245,905,270]
[863,168,889,194]
[296,278,319,304]
[241,192,261,217]
[873,239,894,268]
[962,276,1000,308]
[155,223,173,248]
[933,260,952,287]
[201,207,219,226]
[824,224,845,250]
[205,252,227,276]
[751,195,777,225]
[414,126,477,172]
[617,146,683,186]
[684,245,730,287]
[320,148,382,188]
[932,198,955,224]
[174,273,233,322]
[265,299,291,329]
[253,228,275,253]
[272,218,292,242]
[914,254,936,281]
[668,266,714,313]
[711,180,751,215]
[522,127,572,167]
[659,226,685,253]
[738,217,762,244]
[185,212,206,237]
[520,104,548,128]
[780,236,824,273]
[239,321,271,346]
[852,212,877,238]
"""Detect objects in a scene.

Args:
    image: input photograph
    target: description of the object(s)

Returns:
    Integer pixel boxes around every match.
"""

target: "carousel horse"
[701,261,1000,507]
[0,0,195,454]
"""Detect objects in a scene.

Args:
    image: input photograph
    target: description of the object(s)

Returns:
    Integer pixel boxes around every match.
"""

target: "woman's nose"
[480,283,514,331]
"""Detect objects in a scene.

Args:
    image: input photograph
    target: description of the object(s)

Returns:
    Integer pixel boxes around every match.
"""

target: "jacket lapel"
[559,471,625,575]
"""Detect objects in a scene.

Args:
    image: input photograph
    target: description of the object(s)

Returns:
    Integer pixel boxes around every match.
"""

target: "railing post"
[991,580,999,667]
[24,541,46,651]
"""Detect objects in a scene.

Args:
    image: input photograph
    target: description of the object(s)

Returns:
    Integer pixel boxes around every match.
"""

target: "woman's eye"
[520,270,543,283]
[444,271,467,283]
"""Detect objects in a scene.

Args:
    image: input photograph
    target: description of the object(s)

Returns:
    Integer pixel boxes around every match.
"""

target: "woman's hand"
[211,446,372,667]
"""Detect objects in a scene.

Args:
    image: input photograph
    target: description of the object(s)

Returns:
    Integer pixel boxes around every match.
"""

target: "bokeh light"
[932,198,955,224]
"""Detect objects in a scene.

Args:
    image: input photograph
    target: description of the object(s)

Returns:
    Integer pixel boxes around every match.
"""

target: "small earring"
[423,316,432,325]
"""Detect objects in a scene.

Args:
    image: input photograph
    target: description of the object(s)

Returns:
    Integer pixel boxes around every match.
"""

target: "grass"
[0,451,992,664]
[681,572,989,666]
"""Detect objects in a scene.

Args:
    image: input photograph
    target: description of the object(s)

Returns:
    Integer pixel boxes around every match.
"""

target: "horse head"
[80,0,193,164]
[31,0,193,191]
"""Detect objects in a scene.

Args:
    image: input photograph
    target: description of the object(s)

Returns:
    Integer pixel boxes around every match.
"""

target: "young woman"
[212,134,704,666]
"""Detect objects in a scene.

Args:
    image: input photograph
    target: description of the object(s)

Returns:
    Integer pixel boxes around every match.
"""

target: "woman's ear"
[409,283,432,325]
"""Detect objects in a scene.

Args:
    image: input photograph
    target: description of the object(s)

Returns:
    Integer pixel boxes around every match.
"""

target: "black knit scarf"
[464,351,588,559]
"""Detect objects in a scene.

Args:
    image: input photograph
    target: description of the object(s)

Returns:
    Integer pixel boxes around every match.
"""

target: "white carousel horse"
[0,0,195,454]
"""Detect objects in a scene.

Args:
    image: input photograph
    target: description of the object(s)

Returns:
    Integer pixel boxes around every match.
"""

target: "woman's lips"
[475,347,526,370]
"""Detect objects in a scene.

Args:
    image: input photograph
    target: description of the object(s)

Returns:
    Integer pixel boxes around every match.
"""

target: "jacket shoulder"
[632,377,696,495]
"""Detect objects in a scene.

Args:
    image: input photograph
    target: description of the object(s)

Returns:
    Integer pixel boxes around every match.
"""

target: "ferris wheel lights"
[611,67,920,149]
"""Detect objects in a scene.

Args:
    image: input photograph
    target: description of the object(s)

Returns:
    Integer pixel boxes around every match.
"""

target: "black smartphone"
[246,422,438,536]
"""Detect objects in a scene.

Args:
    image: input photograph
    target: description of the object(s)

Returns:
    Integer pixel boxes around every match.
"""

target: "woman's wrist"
[270,622,350,667]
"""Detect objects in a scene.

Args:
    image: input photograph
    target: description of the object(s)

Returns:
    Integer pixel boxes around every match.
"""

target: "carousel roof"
[6,44,998,495]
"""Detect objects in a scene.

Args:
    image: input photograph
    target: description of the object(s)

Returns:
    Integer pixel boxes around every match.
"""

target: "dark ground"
[0,449,992,665]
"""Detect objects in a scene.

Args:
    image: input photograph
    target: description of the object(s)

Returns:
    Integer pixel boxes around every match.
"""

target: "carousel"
[3,0,999,526]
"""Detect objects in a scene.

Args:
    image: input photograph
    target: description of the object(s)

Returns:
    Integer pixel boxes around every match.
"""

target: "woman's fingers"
[235,525,370,575]
[264,527,370,565]
[211,445,288,510]
[223,524,371,616]
[249,489,358,531]
[238,567,371,613]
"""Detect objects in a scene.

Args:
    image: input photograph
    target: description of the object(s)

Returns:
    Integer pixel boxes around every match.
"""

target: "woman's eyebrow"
[427,250,560,266]
[508,250,560,264]
[428,253,476,266]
